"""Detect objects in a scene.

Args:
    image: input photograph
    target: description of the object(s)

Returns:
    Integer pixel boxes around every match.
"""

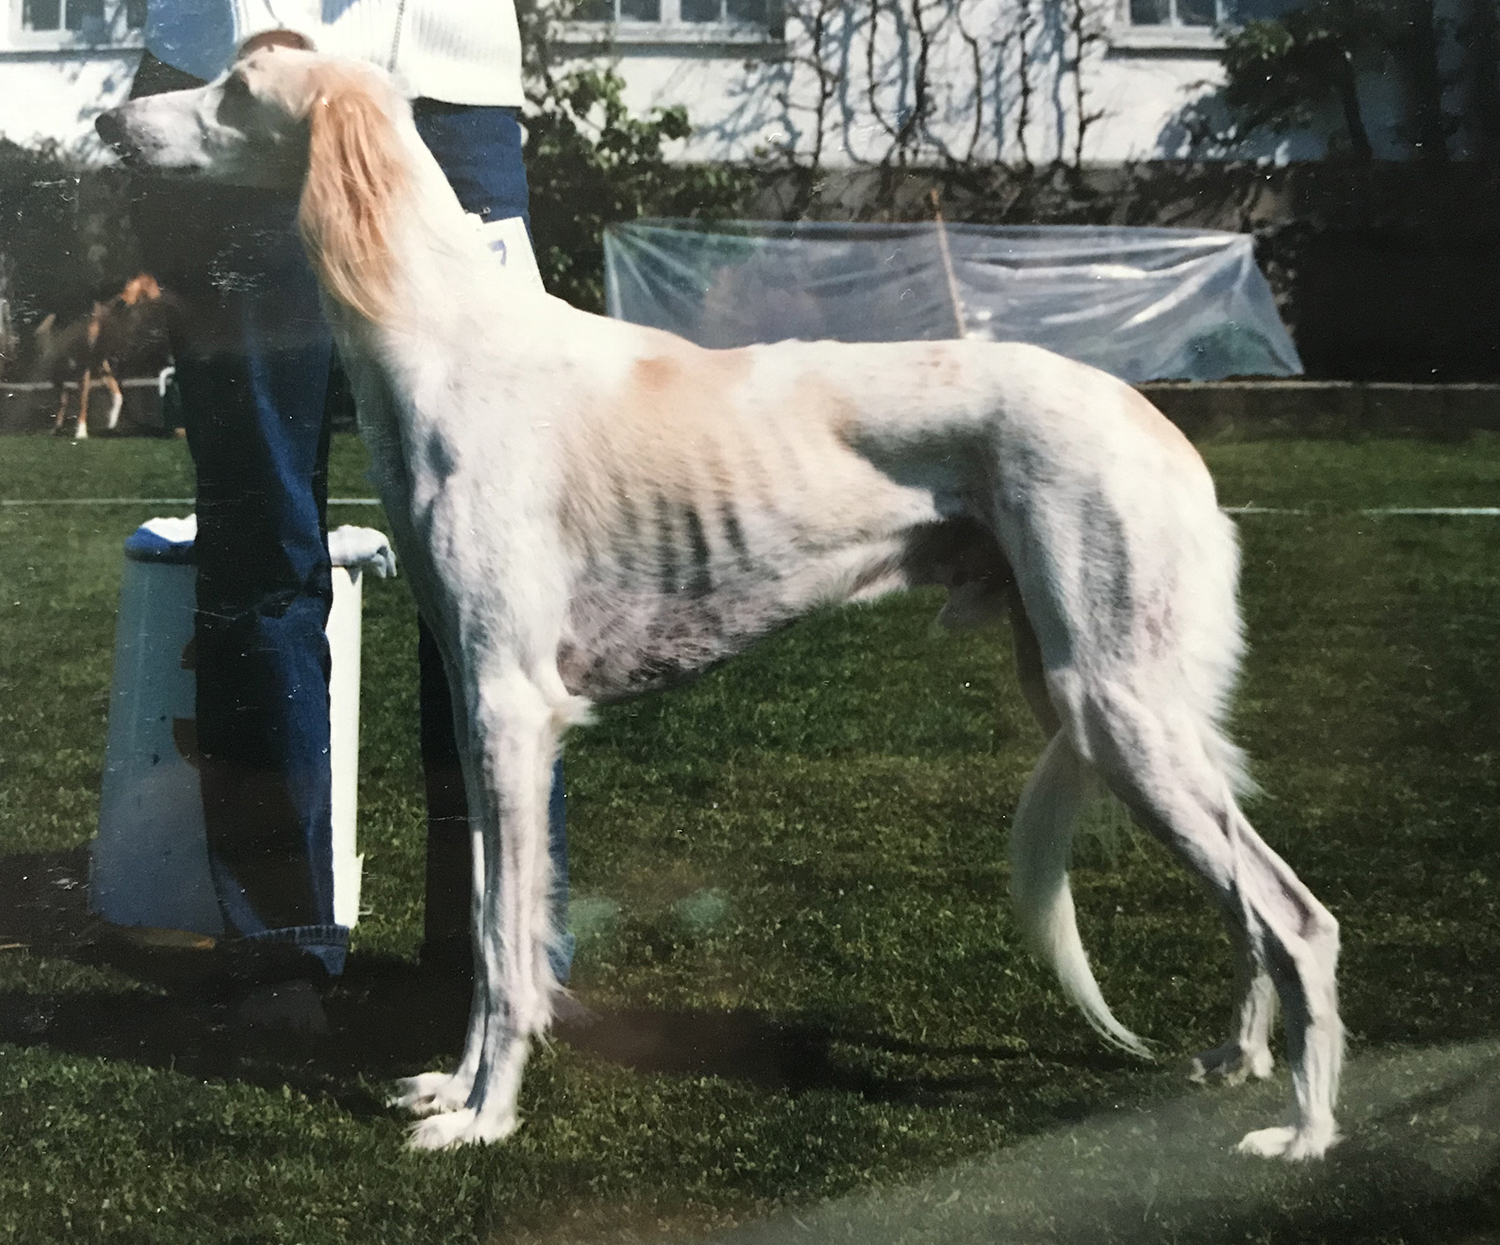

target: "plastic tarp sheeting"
[604,220,1302,382]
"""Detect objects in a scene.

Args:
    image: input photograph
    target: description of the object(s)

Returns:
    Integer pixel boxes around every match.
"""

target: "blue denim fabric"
[412,101,532,231]
[180,240,345,976]
[134,57,569,984]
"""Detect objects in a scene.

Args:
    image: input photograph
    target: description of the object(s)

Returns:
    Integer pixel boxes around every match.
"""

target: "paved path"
[710,1040,1500,1245]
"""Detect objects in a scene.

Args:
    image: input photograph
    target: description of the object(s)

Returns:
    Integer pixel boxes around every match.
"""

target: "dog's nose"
[95,108,130,155]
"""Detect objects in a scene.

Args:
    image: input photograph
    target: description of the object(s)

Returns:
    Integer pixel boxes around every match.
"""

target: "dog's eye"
[216,71,260,126]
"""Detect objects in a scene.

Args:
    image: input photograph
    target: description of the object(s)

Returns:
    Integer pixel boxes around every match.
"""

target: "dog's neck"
[299,82,544,352]
[305,96,562,478]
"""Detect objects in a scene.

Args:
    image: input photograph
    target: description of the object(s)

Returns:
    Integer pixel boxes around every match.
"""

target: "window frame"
[552,0,782,50]
[1110,0,1228,52]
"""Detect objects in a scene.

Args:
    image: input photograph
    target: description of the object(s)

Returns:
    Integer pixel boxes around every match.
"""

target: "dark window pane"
[1129,0,1170,22]
[683,0,722,20]
[727,0,765,21]
[23,0,63,30]
[66,0,103,30]
[1179,0,1217,24]
[620,0,659,18]
[571,0,613,18]
[1230,0,1300,17]
[125,0,147,26]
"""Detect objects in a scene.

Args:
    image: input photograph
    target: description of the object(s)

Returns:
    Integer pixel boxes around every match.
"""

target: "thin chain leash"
[388,0,409,72]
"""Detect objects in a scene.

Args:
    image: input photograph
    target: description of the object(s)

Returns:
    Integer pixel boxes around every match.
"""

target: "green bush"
[520,2,759,311]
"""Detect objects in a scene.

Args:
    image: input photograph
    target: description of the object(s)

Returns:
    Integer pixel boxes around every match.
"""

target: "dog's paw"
[407,1107,519,1150]
[1189,1041,1273,1087]
[1235,1122,1339,1161]
[388,1071,469,1117]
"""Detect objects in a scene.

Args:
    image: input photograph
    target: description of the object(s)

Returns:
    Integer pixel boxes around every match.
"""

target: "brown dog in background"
[34,273,172,440]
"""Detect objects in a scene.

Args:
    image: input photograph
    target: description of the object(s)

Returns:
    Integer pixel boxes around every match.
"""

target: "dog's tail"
[1009,732,1151,1057]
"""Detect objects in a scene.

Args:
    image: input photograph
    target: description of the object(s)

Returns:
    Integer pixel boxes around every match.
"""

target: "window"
[573,0,768,23]
[16,0,143,43]
[1127,0,1303,27]
[1115,0,1299,49]
[1127,0,1222,29]
[559,0,780,45]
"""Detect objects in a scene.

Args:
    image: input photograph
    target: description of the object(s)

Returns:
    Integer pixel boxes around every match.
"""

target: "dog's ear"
[297,66,406,323]
[121,274,161,305]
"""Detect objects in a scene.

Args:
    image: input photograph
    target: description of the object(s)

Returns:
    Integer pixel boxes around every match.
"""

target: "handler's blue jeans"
[133,57,570,983]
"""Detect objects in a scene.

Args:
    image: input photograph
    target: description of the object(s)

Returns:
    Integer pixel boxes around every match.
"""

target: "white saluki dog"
[98,46,1343,1158]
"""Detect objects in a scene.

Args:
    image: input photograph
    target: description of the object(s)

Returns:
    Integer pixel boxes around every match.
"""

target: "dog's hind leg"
[102,362,125,431]
[74,370,93,440]
[406,667,564,1150]
[1033,569,1274,1088]
[1067,679,1343,1159]
[1221,803,1341,1159]
[1006,584,1061,740]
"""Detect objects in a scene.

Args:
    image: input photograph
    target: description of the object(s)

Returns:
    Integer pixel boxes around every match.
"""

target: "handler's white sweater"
[146,0,524,105]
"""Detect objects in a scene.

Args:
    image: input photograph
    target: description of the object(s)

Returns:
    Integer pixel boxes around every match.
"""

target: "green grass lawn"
[1,432,1498,1244]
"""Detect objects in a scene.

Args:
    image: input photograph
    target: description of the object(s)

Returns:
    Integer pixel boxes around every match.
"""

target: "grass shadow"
[2,844,1129,1123]
[513,1002,1139,1115]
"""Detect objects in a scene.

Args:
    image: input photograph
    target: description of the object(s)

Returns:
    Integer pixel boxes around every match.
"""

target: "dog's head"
[99,35,334,187]
[97,38,410,321]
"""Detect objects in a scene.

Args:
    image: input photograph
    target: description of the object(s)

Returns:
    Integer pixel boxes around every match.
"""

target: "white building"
[0,0,1431,164]
[0,0,141,155]
[545,0,1338,166]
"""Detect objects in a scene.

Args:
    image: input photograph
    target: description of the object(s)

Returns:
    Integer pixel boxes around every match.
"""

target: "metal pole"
[930,189,967,340]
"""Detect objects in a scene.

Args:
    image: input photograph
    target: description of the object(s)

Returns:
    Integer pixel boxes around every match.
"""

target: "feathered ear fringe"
[297,68,407,323]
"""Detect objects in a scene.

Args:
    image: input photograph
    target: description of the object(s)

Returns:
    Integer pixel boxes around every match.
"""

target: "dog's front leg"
[404,667,563,1149]
[74,370,93,440]
[389,658,485,1122]
[52,383,70,435]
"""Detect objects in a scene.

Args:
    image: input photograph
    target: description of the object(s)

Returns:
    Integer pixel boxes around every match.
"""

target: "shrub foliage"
[519,2,757,311]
